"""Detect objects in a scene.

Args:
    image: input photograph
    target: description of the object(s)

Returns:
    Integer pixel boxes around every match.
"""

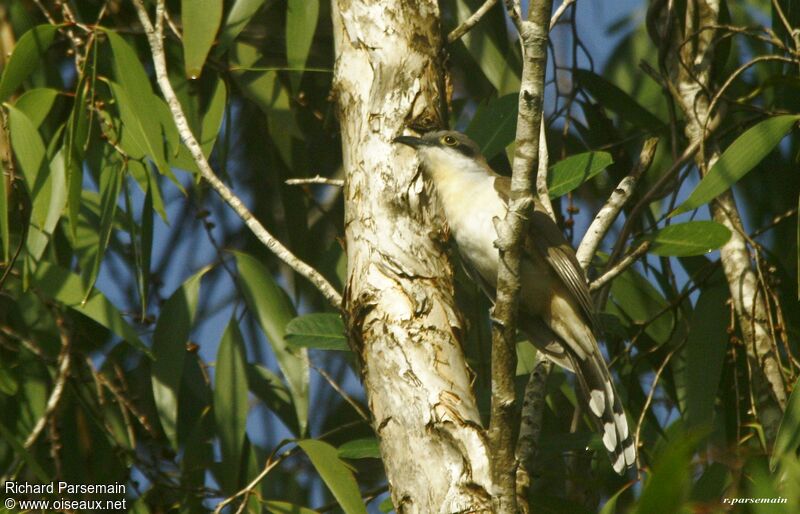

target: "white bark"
[332,2,495,512]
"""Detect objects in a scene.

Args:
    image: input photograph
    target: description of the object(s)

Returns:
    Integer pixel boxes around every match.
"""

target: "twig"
[589,241,650,292]
[576,138,659,270]
[549,0,576,29]
[311,362,370,421]
[24,310,72,448]
[131,0,342,309]
[633,342,681,474]
[515,359,552,512]
[447,0,498,43]
[213,446,291,514]
[285,176,344,187]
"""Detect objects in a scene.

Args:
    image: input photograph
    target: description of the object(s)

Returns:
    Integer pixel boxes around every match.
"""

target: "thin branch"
[213,446,292,514]
[285,176,344,187]
[131,0,342,309]
[589,241,650,292]
[549,0,576,29]
[311,362,370,421]
[576,138,659,270]
[24,311,72,448]
[447,0,498,43]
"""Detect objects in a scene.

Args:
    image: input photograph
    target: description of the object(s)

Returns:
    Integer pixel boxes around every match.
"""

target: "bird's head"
[393,130,488,181]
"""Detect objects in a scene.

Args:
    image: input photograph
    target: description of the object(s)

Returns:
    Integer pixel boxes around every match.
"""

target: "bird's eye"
[442,135,457,146]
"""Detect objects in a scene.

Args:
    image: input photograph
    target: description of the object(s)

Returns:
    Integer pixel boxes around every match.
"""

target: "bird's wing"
[493,176,599,330]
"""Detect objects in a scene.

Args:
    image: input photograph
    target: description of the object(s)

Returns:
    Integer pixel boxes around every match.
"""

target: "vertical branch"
[492,1,553,511]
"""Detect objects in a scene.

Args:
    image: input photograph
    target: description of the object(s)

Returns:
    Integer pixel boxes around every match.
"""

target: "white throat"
[419,147,506,285]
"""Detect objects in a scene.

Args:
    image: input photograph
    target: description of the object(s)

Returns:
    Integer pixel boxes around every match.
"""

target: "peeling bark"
[332,2,495,512]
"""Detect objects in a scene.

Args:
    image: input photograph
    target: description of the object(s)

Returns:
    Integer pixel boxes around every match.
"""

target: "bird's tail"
[570,350,636,475]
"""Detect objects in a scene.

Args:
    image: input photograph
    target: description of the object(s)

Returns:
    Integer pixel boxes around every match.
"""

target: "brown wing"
[494,176,599,330]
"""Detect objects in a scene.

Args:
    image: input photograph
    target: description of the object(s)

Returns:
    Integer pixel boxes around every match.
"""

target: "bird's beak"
[393,135,430,148]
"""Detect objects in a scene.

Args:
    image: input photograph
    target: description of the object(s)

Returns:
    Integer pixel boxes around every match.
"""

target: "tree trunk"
[332,1,496,512]
[668,0,786,440]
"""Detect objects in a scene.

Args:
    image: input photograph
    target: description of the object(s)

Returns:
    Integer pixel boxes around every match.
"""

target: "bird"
[393,130,636,475]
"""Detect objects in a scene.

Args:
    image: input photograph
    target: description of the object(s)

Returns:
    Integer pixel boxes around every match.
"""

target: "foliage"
[0,0,797,513]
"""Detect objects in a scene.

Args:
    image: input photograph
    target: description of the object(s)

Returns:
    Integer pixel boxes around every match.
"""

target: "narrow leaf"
[771,375,800,470]
[82,161,124,297]
[214,318,250,492]
[218,0,268,53]
[234,252,309,435]
[574,69,666,132]
[298,440,368,514]
[338,438,381,460]
[547,151,614,197]
[673,115,799,216]
[247,363,300,435]
[6,105,50,229]
[265,501,319,514]
[13,88,59,127]
[465,94,518,160]
[642,221,731,257]
[685,284,729,428]
[0,24,57,101]
[200,78,227,157]
[151,269,205,448]
[286,0,319,88]
[182,0,223,78]
[31,261,150,356]
[285,313,348,351]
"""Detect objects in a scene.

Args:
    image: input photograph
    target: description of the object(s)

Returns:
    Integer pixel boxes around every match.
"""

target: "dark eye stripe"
[456,143,476,157]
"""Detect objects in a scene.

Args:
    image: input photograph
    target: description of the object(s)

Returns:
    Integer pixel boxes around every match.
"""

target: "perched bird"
[394,130,636,474]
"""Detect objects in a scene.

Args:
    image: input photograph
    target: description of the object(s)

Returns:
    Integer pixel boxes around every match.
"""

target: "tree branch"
[131,0,342,309]
[285,176,344,187]
[589,241,650,292]
[447,0,498,43]
[492,0,553,511]
[576,137,658,270]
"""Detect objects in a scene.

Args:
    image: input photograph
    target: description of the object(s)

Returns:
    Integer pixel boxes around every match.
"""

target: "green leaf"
[285,313,348,351]
[0,365,18,395]
[771,375,800,470]
[0,24,57,101]
[286,0,319,88]
[151,269,205,448]
[297,439,368,514]
[82,160,124,297]
[685,284,729,428]
[574,69,666,132]
[103,30,177,181]
[642,221,731,257]
[338,438,381,460]
[608,268,674,345]
[218,0,268,53]
[547,151,614,198]
[6,104,49,228]
[465,94,518,160]
[31,261,150,356]
[378,497,394,513]
[65,78,89,239]
[234,251,309,435]
[13,88,59,127]
[200,78,227,157]
[672,115,799,216]
[214,318,250,492]
[247,363,300,435]
[633,430,699,514]
[265,501,320,514]
[182,0,223,78]
[0,148,6,261]
[454,0,519,95]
